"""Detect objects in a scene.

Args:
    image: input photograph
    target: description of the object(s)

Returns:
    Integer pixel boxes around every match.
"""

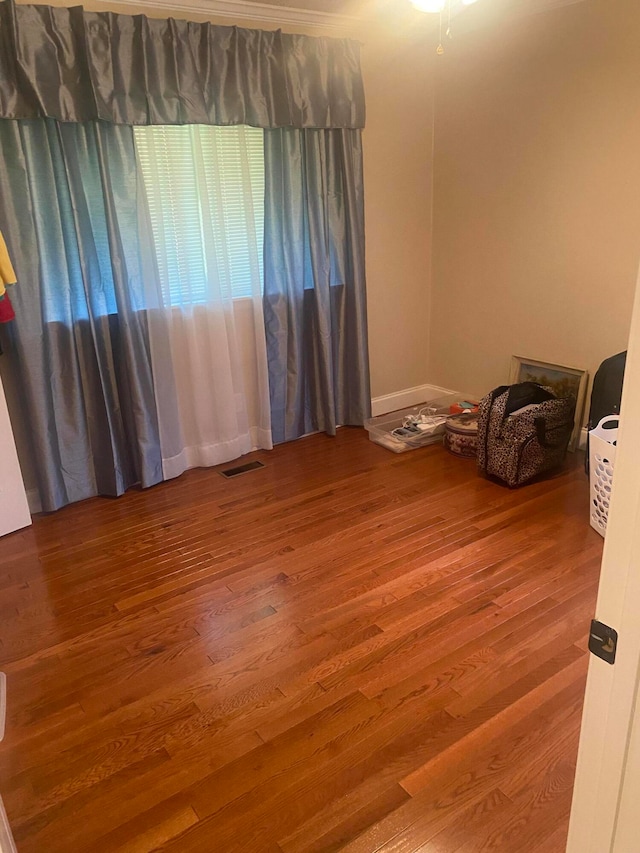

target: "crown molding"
[106,0,362,29]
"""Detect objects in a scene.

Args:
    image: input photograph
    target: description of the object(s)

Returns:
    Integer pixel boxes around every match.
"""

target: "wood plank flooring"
[0,428,602,852]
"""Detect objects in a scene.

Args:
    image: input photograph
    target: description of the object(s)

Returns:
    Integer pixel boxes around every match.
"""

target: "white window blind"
[133,124,265,304]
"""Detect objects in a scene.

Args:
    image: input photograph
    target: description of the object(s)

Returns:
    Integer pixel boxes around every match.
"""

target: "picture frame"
[508,356,588,452]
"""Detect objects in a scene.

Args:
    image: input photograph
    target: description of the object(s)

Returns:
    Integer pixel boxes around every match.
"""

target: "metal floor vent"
[219,460,265,479]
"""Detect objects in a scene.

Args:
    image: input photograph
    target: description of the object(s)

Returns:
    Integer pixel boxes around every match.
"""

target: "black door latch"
[589,620,618,665]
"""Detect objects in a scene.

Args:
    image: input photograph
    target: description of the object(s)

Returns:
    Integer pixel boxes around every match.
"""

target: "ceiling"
[248,0,353,9]
[241,0,362,11]
[210,0,583,24]
[232,0,585,17]
[155,0,587,34]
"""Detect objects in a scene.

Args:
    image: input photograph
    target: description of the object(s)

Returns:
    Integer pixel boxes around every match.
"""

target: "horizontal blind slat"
[133,125,264,306]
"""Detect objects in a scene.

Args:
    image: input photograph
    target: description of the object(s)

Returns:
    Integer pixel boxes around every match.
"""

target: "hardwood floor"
[0,428,602,852]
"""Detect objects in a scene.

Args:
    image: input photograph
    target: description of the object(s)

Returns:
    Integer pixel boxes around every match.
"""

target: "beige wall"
[428,0,640,407]
[360,24,435,397]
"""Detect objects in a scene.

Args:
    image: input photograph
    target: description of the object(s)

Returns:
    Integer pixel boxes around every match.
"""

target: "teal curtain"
[0,0,370,505]
[263,128,371,442]
[0,0,365,129]
[0,118,163,511]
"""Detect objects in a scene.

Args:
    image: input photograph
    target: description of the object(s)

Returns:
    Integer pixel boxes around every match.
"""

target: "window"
[133,125,265,304]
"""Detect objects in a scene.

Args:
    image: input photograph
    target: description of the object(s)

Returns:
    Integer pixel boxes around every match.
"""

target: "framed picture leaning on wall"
[509,356,589,452]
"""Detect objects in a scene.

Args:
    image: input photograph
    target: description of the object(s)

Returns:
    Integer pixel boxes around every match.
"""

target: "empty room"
[0,0,639,850]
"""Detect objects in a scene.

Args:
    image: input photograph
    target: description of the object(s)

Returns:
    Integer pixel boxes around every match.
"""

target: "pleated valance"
[0,0,365,128]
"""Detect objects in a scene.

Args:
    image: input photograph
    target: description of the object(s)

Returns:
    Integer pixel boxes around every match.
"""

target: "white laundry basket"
[589,416,619,537]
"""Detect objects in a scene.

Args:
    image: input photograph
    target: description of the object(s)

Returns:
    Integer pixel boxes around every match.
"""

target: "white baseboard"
[371,384,456,417]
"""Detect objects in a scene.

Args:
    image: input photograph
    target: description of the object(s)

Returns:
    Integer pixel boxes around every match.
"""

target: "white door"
[0,372,30,537]
[567,268,640,851]
[613,684,640,852]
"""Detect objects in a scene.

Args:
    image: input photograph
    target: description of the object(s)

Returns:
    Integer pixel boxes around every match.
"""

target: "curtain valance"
[0,0,365,128]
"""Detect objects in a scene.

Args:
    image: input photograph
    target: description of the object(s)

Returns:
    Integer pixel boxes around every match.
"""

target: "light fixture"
[411,0,482,53]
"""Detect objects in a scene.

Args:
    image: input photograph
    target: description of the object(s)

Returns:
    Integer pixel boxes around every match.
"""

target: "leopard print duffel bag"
[477,382,575,487]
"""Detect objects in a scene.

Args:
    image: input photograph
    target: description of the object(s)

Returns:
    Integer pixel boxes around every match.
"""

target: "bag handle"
[534,417,573,449]
[482,386,509,466]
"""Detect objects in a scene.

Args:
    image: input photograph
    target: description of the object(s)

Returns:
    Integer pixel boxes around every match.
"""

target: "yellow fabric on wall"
[0,230,17,298]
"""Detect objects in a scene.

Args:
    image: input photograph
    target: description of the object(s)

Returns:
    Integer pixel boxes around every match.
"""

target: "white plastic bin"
[365,394,462,453]
[589,416,619,537]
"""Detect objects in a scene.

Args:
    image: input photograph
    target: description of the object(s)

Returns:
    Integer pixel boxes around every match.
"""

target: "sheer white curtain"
[134,124,272,480]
